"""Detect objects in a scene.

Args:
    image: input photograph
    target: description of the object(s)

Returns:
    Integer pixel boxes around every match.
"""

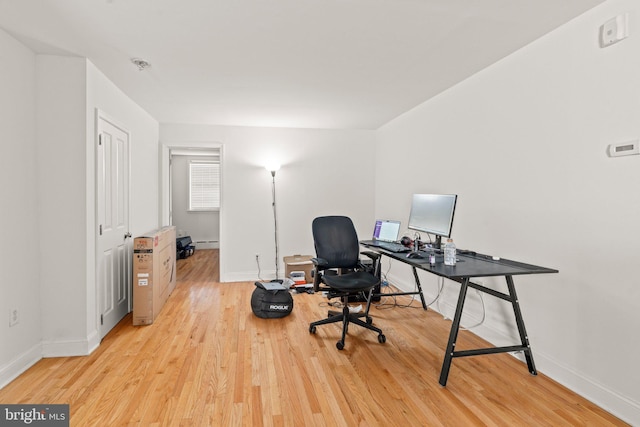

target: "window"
[189,161,220,211]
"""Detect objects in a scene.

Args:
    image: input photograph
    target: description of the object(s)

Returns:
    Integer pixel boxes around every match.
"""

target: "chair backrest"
[312,216,360,269]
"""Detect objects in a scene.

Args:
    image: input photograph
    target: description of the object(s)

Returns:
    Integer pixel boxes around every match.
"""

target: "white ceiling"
[0,0,604,130]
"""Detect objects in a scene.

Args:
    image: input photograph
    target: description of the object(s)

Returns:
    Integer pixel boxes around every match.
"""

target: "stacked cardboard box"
[283,254,314,284]
[132,226,177,325]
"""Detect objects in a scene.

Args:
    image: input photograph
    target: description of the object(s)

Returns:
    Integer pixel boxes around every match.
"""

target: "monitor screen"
[372,219,401,242]
[407,194,457,243]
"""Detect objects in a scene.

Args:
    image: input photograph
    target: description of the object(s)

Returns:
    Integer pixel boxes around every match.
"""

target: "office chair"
[309,216,386,350]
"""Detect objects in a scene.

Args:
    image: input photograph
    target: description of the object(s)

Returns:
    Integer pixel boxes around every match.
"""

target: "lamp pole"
[270,169,279,281]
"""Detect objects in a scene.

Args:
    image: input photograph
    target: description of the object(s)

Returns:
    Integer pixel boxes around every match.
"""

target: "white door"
[97,114,131,339]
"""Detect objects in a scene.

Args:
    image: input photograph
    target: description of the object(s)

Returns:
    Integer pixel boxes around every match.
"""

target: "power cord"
[375,268,444,310]
[256,254,265,282]
[424,277,444,307]
[437,288,486,330]
[461,291,485,330]
[374,283,423,310]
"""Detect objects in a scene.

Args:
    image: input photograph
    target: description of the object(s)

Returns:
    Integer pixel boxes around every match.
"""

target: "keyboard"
[374,241,411,253]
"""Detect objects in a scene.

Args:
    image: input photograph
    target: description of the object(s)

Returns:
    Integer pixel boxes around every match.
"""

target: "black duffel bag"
[251,281,294,318]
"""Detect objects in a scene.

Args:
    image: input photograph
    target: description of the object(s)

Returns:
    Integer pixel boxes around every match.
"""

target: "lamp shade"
[265,163,281,173]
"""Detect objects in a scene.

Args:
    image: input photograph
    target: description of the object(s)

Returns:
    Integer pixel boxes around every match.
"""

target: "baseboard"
[42,334,99,358]
[222,270,275,283]
[533,351,640,425]
[86,330,101,355]
[0,343,42,390]
[1,332,101,391]
[389,273,640,425]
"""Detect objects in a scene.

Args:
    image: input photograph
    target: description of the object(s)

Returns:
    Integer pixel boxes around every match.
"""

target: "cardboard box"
[283,255,314,284]
[132,226,177,325]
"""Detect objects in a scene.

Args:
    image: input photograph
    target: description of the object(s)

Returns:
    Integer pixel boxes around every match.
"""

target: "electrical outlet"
[9,308,19,327]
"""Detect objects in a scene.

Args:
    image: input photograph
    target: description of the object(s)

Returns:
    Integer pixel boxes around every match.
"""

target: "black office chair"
[309,216,386,350]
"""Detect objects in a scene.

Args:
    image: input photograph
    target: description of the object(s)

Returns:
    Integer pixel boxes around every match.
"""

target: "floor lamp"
[266,165,281,281]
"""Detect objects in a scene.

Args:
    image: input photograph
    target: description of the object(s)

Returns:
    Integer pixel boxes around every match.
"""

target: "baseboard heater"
[195,240,218,249]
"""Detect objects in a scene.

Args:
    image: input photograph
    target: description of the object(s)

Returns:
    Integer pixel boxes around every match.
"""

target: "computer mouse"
[406,252,423,259]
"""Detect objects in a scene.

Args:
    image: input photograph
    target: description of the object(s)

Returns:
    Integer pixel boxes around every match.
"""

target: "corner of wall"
[0,343,42,390]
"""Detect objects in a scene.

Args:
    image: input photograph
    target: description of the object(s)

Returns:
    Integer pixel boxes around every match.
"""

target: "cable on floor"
[437,288,486,330]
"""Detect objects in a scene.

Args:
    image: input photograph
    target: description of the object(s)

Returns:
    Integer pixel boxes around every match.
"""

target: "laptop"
[372,219,401,242]
[361,220,409,252]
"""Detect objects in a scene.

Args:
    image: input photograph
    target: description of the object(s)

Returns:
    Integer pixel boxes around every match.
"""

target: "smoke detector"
[131,58,151,71]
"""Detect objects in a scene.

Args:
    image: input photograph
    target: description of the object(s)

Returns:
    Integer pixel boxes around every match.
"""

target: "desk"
[360,243,558,386]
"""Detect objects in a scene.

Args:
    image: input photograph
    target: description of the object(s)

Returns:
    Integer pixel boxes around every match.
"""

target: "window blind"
[189,161,220,210]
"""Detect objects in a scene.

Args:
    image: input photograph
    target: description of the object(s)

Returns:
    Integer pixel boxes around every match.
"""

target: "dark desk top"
[360,243,558,280]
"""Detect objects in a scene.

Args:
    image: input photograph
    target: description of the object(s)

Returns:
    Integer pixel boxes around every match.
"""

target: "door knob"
[124,232,132,239]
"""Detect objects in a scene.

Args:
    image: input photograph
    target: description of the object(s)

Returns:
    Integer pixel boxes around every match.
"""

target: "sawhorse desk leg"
[506,275,537,376]
[373,266,428,310]
[439,277,469,386]
[412,266,428,310]
[438,275,537,386]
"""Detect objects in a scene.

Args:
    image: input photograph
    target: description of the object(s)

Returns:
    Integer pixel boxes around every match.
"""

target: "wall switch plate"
[601,13,629,47]
[608,140,639,157]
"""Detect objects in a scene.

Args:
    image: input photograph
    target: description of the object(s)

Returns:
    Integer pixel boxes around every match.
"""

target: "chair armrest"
[359,251,381,279]
[311,257,329,268]
[311,257,330,292]
[360,251,380,262]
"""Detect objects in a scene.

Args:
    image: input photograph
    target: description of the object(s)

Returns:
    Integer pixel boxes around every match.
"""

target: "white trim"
[0,344,42,390]
[223,270,276,283]
[42,334,99,358]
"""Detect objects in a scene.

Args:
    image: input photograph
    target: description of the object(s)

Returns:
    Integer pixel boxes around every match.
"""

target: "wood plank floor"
[0,249,627,426]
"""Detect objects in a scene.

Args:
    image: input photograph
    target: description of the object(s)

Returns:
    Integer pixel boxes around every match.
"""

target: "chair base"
[309,296,386,350]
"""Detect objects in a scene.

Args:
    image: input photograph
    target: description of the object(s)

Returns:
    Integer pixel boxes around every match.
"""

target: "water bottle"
[444,238,456,266]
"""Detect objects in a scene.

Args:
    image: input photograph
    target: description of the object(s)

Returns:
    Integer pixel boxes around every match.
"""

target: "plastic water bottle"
[444,238,456,266]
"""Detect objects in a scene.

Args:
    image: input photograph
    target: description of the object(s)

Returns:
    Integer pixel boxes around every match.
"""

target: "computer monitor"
[407,194,457,249]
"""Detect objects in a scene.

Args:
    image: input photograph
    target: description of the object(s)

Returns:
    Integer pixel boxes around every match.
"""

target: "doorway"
[161,144,223,278]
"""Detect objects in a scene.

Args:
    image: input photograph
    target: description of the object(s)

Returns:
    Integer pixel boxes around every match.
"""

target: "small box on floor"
[283,255,314,284]
[289,271,306,285]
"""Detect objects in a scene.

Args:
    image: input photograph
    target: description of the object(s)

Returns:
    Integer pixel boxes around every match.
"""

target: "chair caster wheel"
[309,325,317,334]
[378,334,386,344]
[366,317,373,325]
[336,341,345,350]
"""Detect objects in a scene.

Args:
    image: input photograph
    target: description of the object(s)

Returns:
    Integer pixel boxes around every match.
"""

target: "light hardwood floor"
[0,249,627,426]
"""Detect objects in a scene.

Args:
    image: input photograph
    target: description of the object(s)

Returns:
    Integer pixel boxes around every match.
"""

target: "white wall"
[86,61,159,238]
[35,57,159,357]
[0,29,42,388]
[376,0,640,423]
[160,124,376,282]
[85,61,159,347]
[0,29,159,386]
[36,55,91,356]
